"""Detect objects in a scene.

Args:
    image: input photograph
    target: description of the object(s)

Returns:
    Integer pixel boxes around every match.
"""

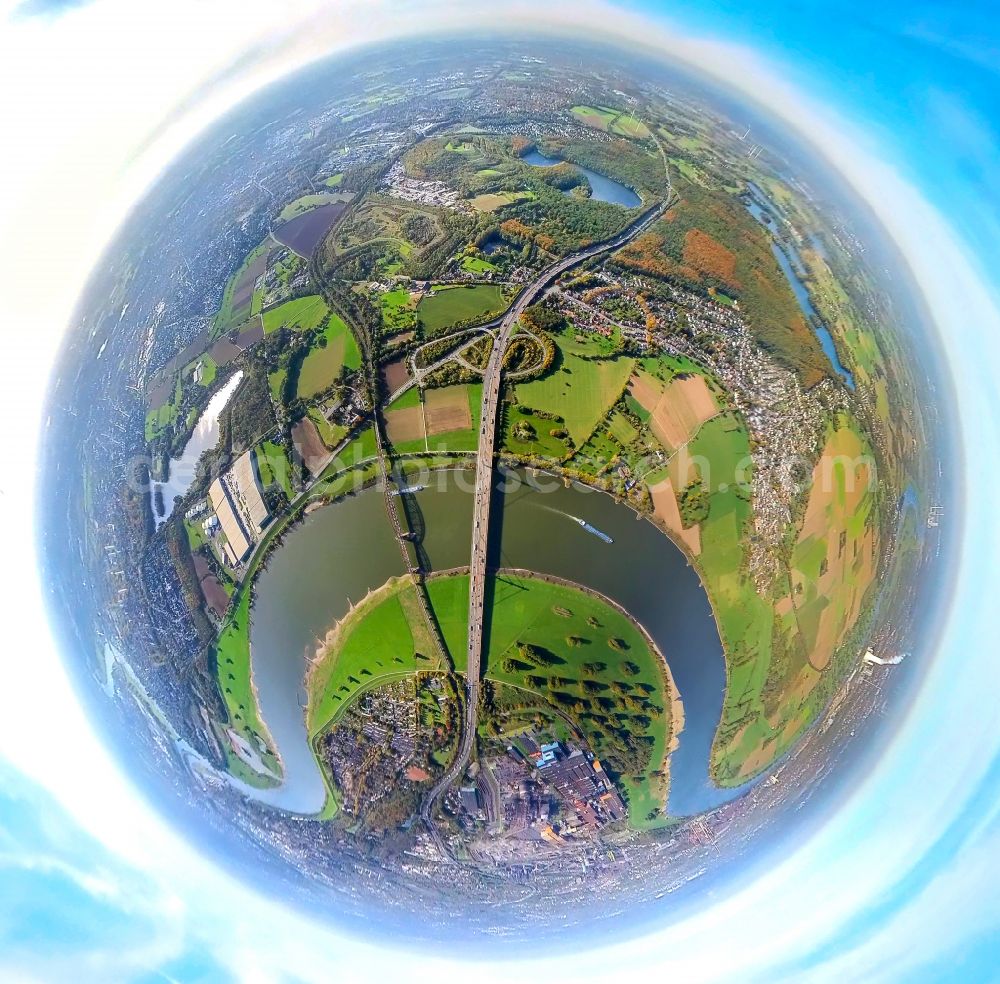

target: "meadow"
[306,570,674,826]
[296,314,361,399]
[262,295,330,335]
[515,348,634,446]
[416,284,507,335]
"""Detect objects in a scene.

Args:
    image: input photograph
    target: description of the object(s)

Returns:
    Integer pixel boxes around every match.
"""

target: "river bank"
[244,461,741,817]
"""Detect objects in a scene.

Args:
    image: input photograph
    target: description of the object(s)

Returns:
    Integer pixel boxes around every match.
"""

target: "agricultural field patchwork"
[789,421,878,670]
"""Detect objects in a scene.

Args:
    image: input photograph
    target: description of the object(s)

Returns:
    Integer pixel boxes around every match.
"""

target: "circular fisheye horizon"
[37,30,956,948]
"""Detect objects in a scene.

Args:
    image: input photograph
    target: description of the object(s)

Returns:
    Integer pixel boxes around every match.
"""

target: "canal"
[249,467,751,818]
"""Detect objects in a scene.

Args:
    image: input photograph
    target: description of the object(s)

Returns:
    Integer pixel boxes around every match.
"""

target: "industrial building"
[209,449,271,567]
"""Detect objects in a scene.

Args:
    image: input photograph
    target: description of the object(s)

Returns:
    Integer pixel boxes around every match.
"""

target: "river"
[743,189,856,390]
[522,149,642,208]
[249,467,751,817]
[151,370,243,526]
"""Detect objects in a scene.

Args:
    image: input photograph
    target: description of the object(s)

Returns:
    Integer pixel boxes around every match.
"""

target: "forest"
[613,172,832,386]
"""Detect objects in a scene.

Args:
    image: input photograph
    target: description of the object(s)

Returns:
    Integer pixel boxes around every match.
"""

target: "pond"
[479,231,508,255]
[522,149,642,208]
[248,468,753,817]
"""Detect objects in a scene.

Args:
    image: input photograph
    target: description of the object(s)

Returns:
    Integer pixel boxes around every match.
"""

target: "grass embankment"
[211,426,384,785]
[213,587,283,787]
[307,571,674,826]
[307,575,448,739]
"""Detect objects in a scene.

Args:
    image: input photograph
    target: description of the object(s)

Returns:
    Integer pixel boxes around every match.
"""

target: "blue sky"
[638,0,1000,257]
[1,1,999,981]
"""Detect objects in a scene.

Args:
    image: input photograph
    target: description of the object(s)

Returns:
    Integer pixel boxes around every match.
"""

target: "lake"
[769,240,857,390]
[151,370,243,526]
[249,467,751,817]
[743,187,856,390]
[522,149,642,208]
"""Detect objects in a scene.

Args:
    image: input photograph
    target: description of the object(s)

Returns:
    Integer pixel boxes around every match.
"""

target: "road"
[419,199,669,842]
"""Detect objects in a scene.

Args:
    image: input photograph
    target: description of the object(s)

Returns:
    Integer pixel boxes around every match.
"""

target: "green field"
[378,287,418,333]
[503,405,574,460]
[296,314,362,399]
[468,190,536,212]
[183,353,218,389]
[516,350,634,446]
[307,575,447,737]
[317,425,378,472]
[571,105,619,129]
[279,192,350,221]
[307,571,674,826]
[214,239,269,333]
[214,587,283,785]
[417,284,507,334]
[460,254,498,275]
[609,411,639,446]
[427,382,482,453]
[183,517,208,553]
[611,114,651,139]
[307,407,347,448]
[262,295,330,335]
[387,386,421,412]
[256,440,293,498]
[268,366,287,403]
[145,375,183,441]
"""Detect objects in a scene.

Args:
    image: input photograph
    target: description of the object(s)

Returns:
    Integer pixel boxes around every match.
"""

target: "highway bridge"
[419,198,670,843]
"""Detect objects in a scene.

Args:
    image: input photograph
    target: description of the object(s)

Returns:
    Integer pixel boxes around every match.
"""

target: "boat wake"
[534,504,614,544]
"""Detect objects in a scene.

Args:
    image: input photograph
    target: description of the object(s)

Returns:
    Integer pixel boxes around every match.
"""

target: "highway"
[419,198,669,844]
